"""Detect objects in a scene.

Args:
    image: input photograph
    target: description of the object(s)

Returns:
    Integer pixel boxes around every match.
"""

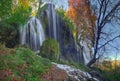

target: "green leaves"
[7,5,32,25]
[0,0,35,25]
[0,0,12,20]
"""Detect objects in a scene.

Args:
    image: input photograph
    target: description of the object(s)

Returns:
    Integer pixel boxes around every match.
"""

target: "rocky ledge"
[42,62,106,81]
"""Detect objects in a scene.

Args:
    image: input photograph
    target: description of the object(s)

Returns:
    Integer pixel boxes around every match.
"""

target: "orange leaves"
[67,0,96,41]
[68,0,82,7]
[66,7,77,24]
[67,0,91,24]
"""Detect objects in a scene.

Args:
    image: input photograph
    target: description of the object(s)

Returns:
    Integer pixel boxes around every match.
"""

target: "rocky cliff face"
[38,3,78,62]
[37,3,93,64]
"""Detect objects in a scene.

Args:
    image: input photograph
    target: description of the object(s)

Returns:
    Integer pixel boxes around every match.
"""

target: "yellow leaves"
[31,11,36,16]
[30,1,39,17]
[12,7,16,13]
[12,0,39,18]
[73,30,76,38]
[18,0,30,9]
[12,0,30,13]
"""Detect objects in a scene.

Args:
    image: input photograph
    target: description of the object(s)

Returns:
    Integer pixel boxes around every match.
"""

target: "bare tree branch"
[107,43,120,50]
[87,0,120,67]
[98,35,120,49]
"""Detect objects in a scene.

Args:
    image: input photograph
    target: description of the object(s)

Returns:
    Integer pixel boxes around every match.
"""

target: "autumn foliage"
[66,0,96,42]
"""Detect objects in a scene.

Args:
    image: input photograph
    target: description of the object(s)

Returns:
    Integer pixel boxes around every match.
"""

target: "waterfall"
[46,4,57,40]
[39,3,92,64]
[52,4,57,40]
[20,17,45,51]
[80,40,92,65]
[40,3,77,63]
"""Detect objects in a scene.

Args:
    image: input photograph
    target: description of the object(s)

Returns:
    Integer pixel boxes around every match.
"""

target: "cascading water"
[80,40,92,65]
[39,3,92,64]
[39,3,80,63]
[52,4,57,40]
[46,4,57,40]
[19,17,45,51]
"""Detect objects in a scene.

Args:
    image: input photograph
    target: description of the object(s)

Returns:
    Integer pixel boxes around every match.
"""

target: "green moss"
[56,8,75,33]
[40,38,60,61]
[0,47,51,81]
[42,16,49,29]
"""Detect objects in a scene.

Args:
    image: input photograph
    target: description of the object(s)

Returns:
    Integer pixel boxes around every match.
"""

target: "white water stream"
[20,17,45,51]
[52,62,99,81]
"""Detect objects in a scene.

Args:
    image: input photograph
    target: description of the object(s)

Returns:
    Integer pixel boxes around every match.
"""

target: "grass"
[0,47,51,81]
[101,69,120,81]
[100,66,120,81]
[94,60,120,81]
[68,61,90,71]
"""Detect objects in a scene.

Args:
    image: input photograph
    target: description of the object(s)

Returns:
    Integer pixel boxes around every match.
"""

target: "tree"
[0,0,35,25]
[66,0,96,64]
[0,0,12,20]
[87,0,120,67]
[9,0,35,25]
[66,0,96,44]
[0,0,36,47]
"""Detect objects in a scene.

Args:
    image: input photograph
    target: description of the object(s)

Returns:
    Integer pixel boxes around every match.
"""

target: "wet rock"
[52,63,100,81]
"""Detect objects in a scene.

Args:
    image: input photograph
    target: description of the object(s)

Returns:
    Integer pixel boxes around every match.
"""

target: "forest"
[0,0,120,81]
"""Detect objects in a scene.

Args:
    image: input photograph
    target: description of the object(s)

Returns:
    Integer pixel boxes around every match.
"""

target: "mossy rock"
[40,38,60,61]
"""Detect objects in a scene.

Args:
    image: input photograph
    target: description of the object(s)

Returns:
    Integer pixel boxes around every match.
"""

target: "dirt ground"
[42,65,68,81]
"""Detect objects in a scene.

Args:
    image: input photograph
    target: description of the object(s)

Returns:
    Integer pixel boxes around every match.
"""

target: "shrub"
[40,38,60,61]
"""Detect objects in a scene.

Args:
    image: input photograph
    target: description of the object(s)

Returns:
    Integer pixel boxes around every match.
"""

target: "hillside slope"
[0,47,104,81]
[0,47,51,81]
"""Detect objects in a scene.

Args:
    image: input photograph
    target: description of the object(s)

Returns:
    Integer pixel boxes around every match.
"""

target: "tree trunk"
[87,57,97,68]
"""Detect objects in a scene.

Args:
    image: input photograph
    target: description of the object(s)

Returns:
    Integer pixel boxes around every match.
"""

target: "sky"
[90,0,120,60]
